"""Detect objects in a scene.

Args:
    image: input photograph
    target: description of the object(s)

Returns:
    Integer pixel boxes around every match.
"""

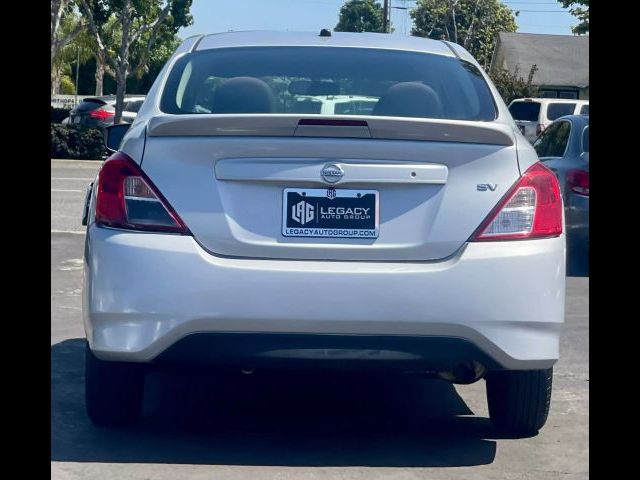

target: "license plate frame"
[282,188,379,239]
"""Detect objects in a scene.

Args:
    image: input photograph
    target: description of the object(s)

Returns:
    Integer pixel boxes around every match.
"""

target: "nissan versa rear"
[83,31,565,434]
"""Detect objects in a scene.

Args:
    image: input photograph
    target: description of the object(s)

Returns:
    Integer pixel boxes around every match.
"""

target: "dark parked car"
[67,95,145,131]
[533,114,589,273]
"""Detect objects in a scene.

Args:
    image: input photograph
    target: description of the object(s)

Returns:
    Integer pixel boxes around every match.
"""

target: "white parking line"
[51,230,85,235]
[52,189,83,193]
[51,177,94,181]
[51,159,103,165]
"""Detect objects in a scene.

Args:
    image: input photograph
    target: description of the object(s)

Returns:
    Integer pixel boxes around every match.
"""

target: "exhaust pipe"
[438,361,487,384]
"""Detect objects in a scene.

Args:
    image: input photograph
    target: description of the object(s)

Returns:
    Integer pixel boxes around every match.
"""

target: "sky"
[178,0,579,40]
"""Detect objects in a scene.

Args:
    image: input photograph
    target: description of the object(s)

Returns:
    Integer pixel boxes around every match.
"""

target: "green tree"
[75,31,181,96]
[51,0,85,65]
[75,2,119,96]
[411,0,517,68]
[60,75,77,94]
[489,64,540,105]
[559,0,588,34]
[79,0,193,123]
[51,10,93,95]
[128,33,182,93]
[335,0,385,33]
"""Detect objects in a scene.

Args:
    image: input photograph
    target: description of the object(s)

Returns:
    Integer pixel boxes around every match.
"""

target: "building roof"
[492,32,589,88]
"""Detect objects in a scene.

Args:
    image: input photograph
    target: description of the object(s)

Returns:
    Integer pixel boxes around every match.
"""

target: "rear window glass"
[580,104,589,115]
[125,100,144,112]
[74,99,106,111]
[582,126,589,153]
[547,103,576,121]
[509,101,540,121]
[334,99,377,115]
[533,120,571,158]
[160,47,497,121]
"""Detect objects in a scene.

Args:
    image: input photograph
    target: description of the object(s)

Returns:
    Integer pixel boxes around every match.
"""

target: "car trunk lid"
[140,114,520,261]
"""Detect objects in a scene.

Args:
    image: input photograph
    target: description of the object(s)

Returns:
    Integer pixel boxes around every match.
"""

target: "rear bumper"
[83,226,565,370]
[152,333,504,372]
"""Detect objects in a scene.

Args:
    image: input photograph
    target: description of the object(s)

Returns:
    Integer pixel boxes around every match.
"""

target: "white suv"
[83,31,565,435]
[293,95,379,115]
[509,98,589,143]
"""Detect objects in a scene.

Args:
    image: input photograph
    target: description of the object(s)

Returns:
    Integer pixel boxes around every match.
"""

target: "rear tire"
[85,343,145,426]
[486,368,552,435]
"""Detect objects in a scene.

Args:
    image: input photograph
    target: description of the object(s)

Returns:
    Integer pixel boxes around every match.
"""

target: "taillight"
[89,108,115,121]
[471,162,563,241]
[567,169,589,196]
[95,152,189,234]
[536,123,545,136]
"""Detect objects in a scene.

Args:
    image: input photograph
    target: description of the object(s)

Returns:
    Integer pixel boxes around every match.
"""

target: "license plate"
[73,116,81,124]
[282,188,379,238]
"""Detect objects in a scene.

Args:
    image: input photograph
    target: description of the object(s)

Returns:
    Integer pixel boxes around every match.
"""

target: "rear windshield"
[509,101,540,121]
[125,100,144,112]
[74,99,107,111]
[160,47,497,121]
[547,102,576,121]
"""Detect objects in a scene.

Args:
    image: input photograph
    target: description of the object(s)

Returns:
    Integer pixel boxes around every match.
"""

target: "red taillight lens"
[95,152,189,234]
[536,123,545,136]
[471,162,563,241]
[89,108,115,121]
[567,169,589,196]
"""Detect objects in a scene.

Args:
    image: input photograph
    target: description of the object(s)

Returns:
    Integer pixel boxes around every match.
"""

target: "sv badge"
[477,184,498,192]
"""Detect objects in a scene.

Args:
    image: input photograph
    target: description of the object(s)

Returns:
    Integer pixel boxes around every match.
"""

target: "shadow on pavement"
[52,338,504,467]
[566,240,589,278]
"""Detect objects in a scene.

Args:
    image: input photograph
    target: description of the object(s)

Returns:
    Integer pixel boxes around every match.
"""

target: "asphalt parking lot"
[51,159,589,479]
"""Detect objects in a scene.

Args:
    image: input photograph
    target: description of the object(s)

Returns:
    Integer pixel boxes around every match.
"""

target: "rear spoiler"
[147,114,514,146]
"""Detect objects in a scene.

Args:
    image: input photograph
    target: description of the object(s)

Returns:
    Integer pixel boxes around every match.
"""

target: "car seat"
[373,82,443,118]
[212,77,276,114]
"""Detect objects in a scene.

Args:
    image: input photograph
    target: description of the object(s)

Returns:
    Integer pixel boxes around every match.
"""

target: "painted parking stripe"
[51,189,83,193]
[51,159,103,165]
[51,177,94,181]
[51,230,85,235]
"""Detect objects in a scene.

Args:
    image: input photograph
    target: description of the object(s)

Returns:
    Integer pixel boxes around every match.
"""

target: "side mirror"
[580,152,589,163]
[104,124,131,153]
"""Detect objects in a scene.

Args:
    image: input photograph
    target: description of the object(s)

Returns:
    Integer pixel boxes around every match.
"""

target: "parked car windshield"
[161,47,497,121]
[509,101,540,121]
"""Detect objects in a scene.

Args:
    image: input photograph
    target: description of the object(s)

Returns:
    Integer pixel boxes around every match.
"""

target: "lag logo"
[292,200,314,225]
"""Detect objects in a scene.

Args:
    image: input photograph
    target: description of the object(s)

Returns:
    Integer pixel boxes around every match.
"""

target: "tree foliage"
[60,75,77,94]
[51,125,106,160]
[489,64,540,105]
[51,9,94,94]
[335,0,385,33]
[411,0,517,68]
[78,0,193,122]
[51,0,85,64]
[559,0,588,34]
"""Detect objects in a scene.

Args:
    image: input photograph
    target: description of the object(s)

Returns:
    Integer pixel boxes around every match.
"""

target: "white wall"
[51,95,92,109]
